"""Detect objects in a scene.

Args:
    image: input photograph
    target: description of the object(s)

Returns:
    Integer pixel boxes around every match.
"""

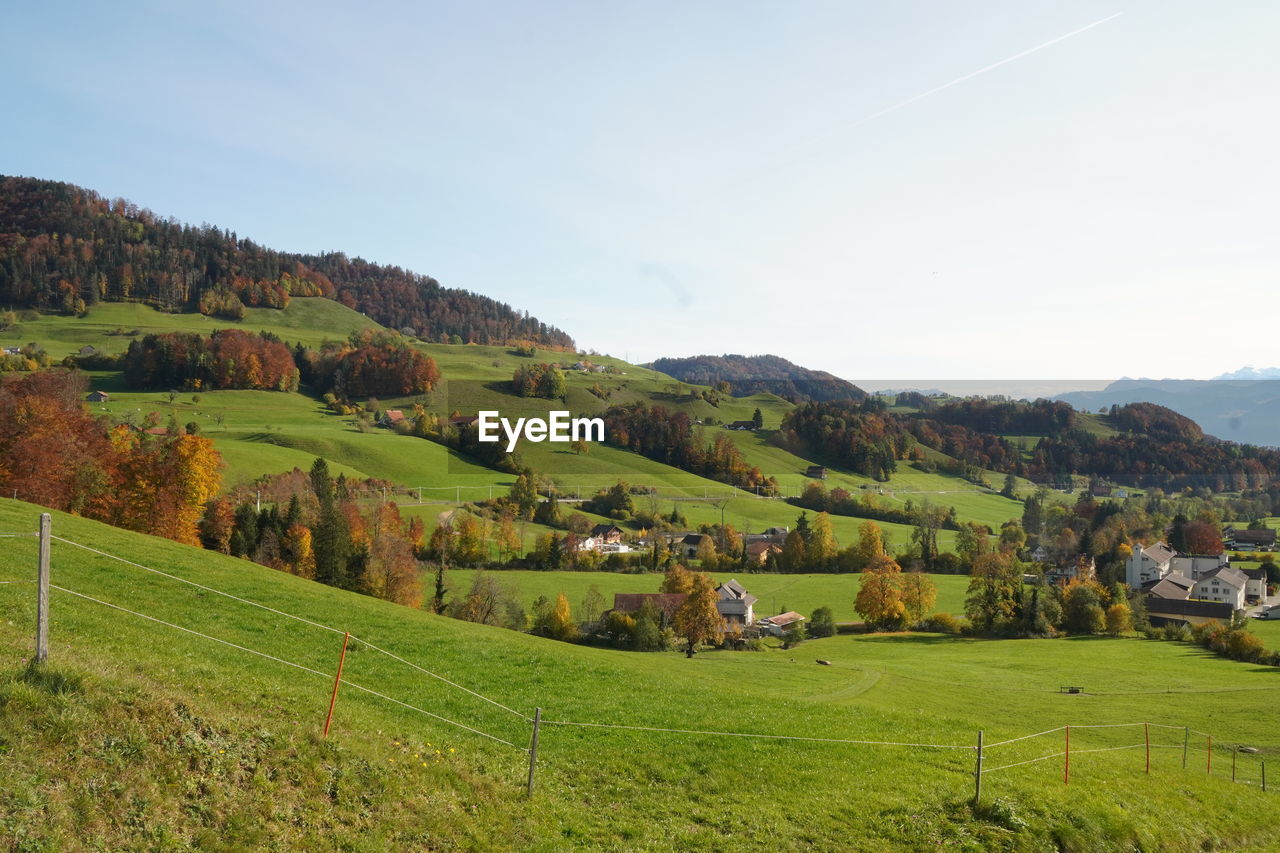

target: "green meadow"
[9,302,1078,558]
[0,499,1276,851]
[447,569,971,625]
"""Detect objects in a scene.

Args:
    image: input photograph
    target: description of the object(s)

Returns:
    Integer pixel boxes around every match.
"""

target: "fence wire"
[47,582,522,749]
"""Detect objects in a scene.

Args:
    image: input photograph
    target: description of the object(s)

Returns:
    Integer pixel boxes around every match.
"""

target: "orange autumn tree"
[674,572,723,657]
[854,554,906,630]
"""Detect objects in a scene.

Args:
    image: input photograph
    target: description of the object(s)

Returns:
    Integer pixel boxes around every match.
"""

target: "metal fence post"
[526,707,542,798]
[973,730,983,806]
[35,513,51,665]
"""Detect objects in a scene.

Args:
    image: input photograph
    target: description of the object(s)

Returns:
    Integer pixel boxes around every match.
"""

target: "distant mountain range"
[1056,378,1280,447]
[647,354,865,403]
[1214,366,1280,380]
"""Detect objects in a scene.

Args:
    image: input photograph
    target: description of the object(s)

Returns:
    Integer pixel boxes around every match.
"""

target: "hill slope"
[0,175,573,348]
[648,353,866,402]
[1,499,1278,850]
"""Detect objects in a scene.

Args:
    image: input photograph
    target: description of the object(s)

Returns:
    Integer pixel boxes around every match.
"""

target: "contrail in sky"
[692,11,1125,206]
[848,11,1124,131]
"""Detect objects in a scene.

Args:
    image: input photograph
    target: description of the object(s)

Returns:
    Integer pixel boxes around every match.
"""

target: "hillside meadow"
[0,499,1277,851]
[9,301,1038,556]
[446,569,970,625]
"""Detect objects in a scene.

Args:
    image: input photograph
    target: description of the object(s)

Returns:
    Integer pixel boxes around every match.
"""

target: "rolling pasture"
[1,500,1276,850]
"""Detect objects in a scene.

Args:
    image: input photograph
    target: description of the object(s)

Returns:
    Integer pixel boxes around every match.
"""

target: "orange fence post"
[323,631,351,738]
[1064,724,1070,786]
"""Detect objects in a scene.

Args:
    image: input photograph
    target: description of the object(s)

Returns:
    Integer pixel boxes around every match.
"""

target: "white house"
[1126,543,1175,587]
[1170,553,1229,580]
[715,579,757,628]
[1191,567,1247,609]
[1126,542,1231,590]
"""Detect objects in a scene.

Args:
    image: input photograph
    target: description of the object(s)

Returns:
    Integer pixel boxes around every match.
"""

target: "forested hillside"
[0,176,573,348]
[649,353,865,402]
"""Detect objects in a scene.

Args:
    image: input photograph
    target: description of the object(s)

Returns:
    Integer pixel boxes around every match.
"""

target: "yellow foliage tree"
[855,555,905,630]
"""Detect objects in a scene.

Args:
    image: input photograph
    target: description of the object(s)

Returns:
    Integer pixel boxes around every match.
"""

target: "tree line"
[0,176,574,347]
[601,403,780,495]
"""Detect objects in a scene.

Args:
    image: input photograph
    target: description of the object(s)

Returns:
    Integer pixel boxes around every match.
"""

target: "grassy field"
[446,569,970,625]
[5,303,1107,559]
[0,298,382,358]
[1,498,1277,850]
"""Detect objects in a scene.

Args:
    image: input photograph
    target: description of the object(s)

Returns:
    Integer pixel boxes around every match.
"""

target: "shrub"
[919,612,963,634]
[808,606,837,638]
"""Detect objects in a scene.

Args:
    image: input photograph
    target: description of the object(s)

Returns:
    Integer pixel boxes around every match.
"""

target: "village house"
[1222,526,1277,551]
[377,409,406,428]
[715,579,757,628]
[589,524,624,545]
[725,420,756,431]
[1125,543,1177,587]
[607,593,686,628]
[805,465,827,480]
[743,526,788,547]
[1044,555,1096,586]
[1191,567,1248,609]
[745,540,783,566]
[757,611,805,637]
[448,414,479,428]
[676,533,707,560]
[86,390,110,403]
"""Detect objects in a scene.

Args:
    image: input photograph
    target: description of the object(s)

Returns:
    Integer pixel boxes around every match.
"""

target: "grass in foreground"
[1,499,1278,851]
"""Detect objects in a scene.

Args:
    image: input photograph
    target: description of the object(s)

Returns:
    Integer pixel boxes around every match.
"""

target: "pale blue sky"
[5,1,1277,379]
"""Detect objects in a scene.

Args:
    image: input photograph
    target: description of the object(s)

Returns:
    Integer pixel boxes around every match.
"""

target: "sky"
[4,1,1278,380]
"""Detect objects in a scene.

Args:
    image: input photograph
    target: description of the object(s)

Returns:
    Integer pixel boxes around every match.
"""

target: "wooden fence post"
[1207,735,1212,775]
[1182,726,1188,770]
[1145,723,1150,775]
[973,730,983,806]
[35,513,51,665]
[526,707,542,798]
[322,632,350,738]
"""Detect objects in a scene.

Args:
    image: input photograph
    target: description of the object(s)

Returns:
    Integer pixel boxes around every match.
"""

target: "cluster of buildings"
[1126,542,1270,626]
[603,578,804,638]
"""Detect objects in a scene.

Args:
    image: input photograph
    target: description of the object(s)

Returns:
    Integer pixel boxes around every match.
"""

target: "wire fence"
[0,523,1274,802]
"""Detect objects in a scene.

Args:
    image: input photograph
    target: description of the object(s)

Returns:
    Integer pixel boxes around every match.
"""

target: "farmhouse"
[805,465,827,480]
[1240,566,1269,603]
[86,391,110,402]
[1044,555,1096,586]
[758,611,805,636]
[589,524,624,545]
[744,526,788,547]
[1125,542,1231,590]
[1143,573,1195,601]
[725,420,756,431]
[607,593,686,627]
[1125,543,1176,587]
[676,533,707,560]
[745,541,783,565]
[377,409,406,428]
[448,414,479,428]
[1191,567,1248,609]
[715,579,757,628]
[1223,526,1277,551]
